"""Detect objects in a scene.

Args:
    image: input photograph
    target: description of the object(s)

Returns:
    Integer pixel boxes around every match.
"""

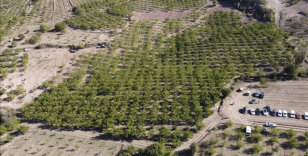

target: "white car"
[283,110,287,117]
[266,123,277,127]
[250,109,255,115]
[304,112,308,120]
[278,110,282,117]
[290,110,295,118]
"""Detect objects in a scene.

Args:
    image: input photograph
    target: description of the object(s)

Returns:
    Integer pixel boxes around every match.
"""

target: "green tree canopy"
[54,22,67,32]
[40,23,50,32]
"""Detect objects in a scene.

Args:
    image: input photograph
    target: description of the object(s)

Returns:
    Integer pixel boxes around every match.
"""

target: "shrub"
[29,35,40,44]
[254,125,263,133]
[272,146,279,153]
[251,134,263,143]
[260,77,269,85]
[286,129,297,138]
[304,131,308,138]
[6,135,14,142]
[208,137,220,147]
[79,41,85,49]
[224,130,232,137]
[287,137,299,148]
[54,22,67,32]
[270,137,279,144]
[271,128,282,136]
[36,31,43,37]
[207,147,216,156]
[7,93,15,101]
[11,42,17,48]
[18,125,29,134]
[0,89,6,95]
[226,120,234,127]
[190,142,199,156]
[18,34,25,40]
[237,131,246,140]
[252,143,263,153]
[40,23,50,32]
[236,141,244,149]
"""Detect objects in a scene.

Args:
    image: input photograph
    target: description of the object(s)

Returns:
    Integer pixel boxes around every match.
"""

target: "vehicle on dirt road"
[278,110,282,117]
[272,109,276,116]
[304,112,308,120]
[250,109,255,115]
[238,88,243,92]
[297,112,301,119]
[290,110,295,118]
[244,91,250,96]
[249,99,258,104]
[256,108,260,115]
[266,123,277,127]
[266,105,271,112]
[263,108,268,115]
[283,110,287,117]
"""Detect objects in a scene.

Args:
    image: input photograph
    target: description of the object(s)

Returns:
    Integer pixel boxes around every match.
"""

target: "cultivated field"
[221,80,308,128]
[1,128,122,156]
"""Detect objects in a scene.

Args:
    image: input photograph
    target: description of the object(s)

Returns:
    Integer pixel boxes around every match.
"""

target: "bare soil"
[131,10,192,21]
[0,47,97,109]
[0,125,124,156]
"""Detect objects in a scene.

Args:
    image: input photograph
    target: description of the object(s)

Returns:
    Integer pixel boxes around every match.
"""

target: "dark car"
[256,108,260,115]
[243,107,247,114]
[263,108,268,115]
[249,99,258,104]
[266,105,271,112]
[271,109,276,116]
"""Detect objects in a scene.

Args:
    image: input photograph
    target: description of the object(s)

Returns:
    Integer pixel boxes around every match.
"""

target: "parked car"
[271,109,276,116]
[263,128,269,134]
[256,108,260,115]
[304,112,308,120]
[290,110,295,118]
[297,112,301,119]
[266,105,271,112]
[255,91,260,97]
[249,99,258,104]
[282,110,287,117]
[266,123,277,127]
[263,108,268,115]
[244,91,250,96]
[278,110,282,117]
[259,92,264,98]
[243,107,247,114]
[250,109,255,115]
[246,126,251,136]
[238,88,243,92]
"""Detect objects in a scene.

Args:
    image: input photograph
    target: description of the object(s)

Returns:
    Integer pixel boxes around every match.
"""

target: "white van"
[246,126,251,136]
[304,112,308,120]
